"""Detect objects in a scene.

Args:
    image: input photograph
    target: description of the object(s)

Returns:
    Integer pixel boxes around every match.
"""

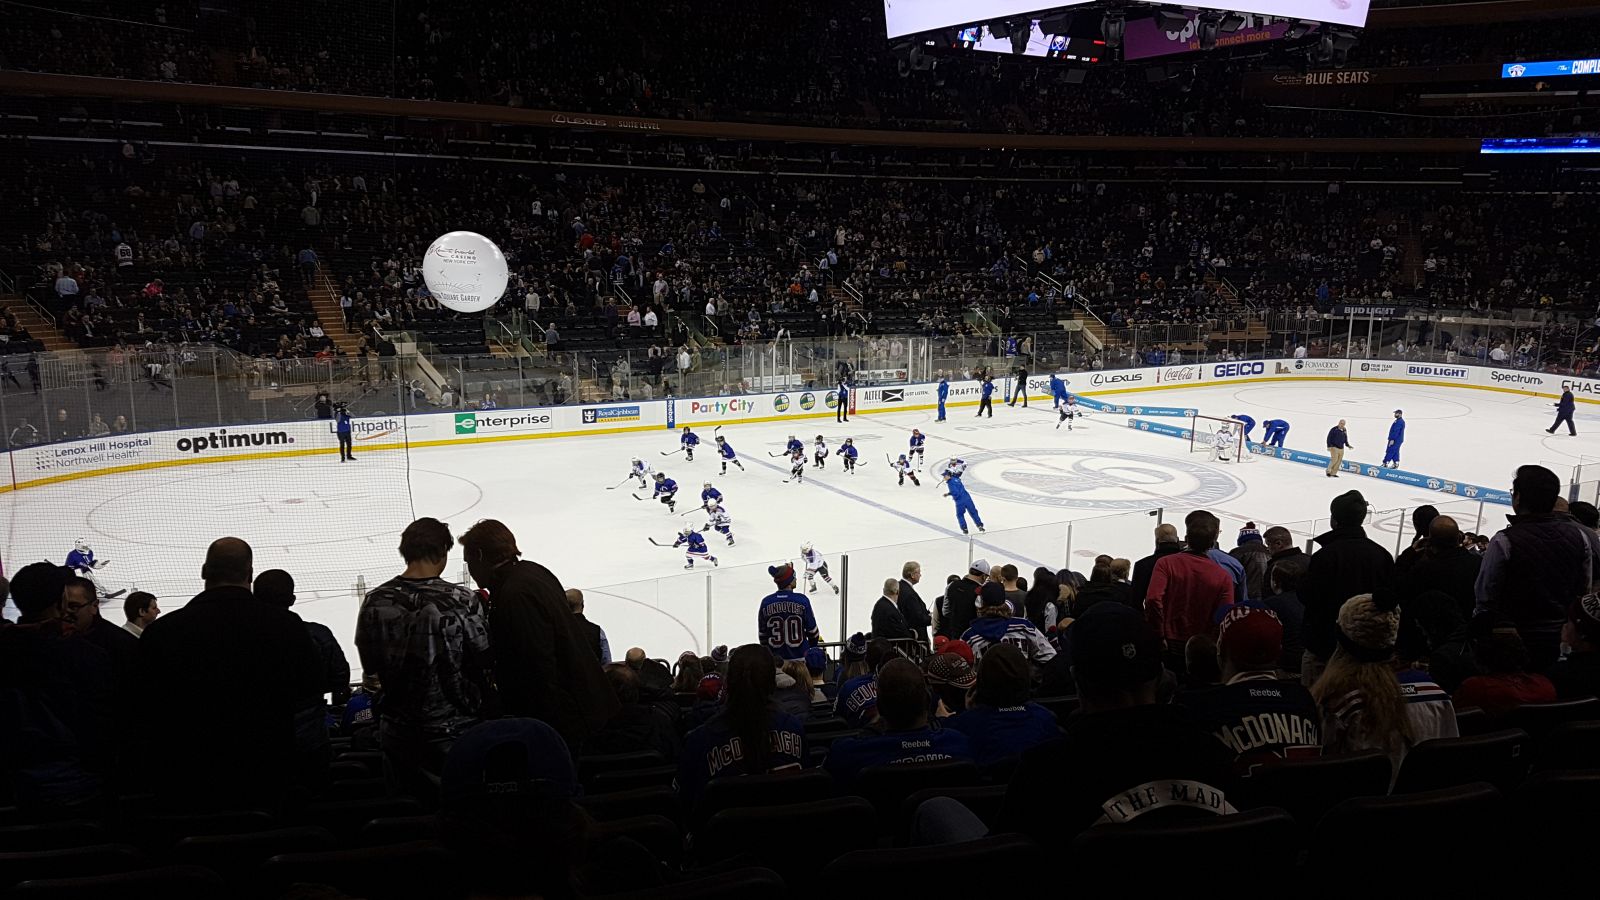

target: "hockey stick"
[679,503,709,517]
[767,451,787,458]
[647,537,675,547]
[660,447,685,457]
[605,476,632,490]
[632,493,651,502]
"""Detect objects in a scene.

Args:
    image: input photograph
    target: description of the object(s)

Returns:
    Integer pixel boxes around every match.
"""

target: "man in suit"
[898,562,932,650]
[1548,387,1577,436]
[872,578,912,642]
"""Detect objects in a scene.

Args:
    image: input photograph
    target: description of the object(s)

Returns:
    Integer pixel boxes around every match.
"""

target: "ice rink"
[4,379,1593,672]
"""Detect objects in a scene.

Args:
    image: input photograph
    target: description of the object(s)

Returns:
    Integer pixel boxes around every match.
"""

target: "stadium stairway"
[0,295,75,352]
[307,274,365,357]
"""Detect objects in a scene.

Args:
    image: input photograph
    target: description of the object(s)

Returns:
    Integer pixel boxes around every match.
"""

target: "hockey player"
[800,542,839,594]
[813,434,829,469]
[630,456,654,488]
[1383,410,1406,469]
[680,426,700,461]
[759,563,821,660]
[1211,423,1237,462]
[714,435,745,474]
[1262,419,1290,447]
[1057,394,1081,430]
[1049,372,1071,409]
[673,526,718,569]
[892,454,921,486]
[652,472,679,512]
[701,481,724,508]
[837,437,859,474]
[942,460,985,534]
[785,434,805,457]
[788,447,806,483]
[704,499,735,545]
[908,429,926,469]
[66,539,124,599]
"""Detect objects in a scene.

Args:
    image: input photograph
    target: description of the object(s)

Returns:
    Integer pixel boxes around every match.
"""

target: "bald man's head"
[202,537,253,589]
[1427,515,1463,551]
[566,588,584,613]
[1154,523,1180,546]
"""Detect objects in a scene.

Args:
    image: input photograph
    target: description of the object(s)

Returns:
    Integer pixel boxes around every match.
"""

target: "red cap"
[1217,606,1284,668]
[933,637,975,665]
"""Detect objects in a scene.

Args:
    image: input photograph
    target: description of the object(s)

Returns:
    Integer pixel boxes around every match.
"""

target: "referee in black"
[1009,362,1029,407]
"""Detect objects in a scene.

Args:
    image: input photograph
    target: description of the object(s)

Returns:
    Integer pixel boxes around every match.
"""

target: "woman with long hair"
[672,652,704,695]
[676,644,808,805]
[1023,567,1061,630]
[1313,594,1457,780]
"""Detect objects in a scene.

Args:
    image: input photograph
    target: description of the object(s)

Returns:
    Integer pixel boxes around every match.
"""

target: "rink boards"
[4,357,1594,493]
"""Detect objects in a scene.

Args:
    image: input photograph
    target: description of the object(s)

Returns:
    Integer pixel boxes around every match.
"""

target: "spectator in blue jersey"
[961,582,1056,667]
[823,658,972,789]
[1381,410,1405,468]
[946,645,1059,767]
[758,563,821,660]
[835,638,895,727]
[1178,606,1320,774]
[677,644,807,806]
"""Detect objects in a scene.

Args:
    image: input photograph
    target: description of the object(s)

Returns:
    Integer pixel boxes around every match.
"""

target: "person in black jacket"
[1549,594,1600,700]
[1397,517,1481,617]
[1130,524,1183,607]
[1302,491,1395,685]
[871,578,913,642]
[938,559,987,639]
[587,664,682,763]
[255,569,351,705]
[461,520,619,752]
[566,588,611,664]
[139,538,324,810]
[1263,526,1307,588]
[898,562,932,649]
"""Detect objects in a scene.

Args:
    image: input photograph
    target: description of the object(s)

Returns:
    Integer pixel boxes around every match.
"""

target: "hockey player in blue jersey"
[701,481,723,507]
[837,437,860,474]
[66,539,102,575]
[1229,413,1257,440]
[812,435,829,469]
[714,435,744,474]
[1262,419,1290,447]
[629,457,654,488]
[942,460,985,534]
[908,429,926,469]
[892,454,921,486]
[759,563,821,660]
[1383,409,1406,468]
[703,499,735,545]
[680,426,700,461]
[936,376,949,422]
[652,472,678,512]
[673,526,718,568]
[1049,373,1071,409]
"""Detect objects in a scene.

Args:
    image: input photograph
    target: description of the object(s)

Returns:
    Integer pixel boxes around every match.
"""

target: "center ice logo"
[955,448,1244,511]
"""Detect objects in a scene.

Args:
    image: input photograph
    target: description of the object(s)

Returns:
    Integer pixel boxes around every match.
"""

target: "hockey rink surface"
[3,379,1592,672]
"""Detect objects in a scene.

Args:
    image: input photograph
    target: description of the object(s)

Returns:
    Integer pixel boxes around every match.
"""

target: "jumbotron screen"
[883,2,1092,39]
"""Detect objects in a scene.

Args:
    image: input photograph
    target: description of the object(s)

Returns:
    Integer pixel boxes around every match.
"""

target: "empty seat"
[172,826,336,882]
[697,797,875,878]
[579,751,667,786]
[1232,750,1393,827]
[1392,729,1531,794]
[853,760,980,825]
[1503,697,1600,738]
[0,845,146,889]
[588,765,677,794]
[595,814,683,866]
[578,786,681,824]
[1068,807,1298,877]
[1310,783,1502,889]
[822,833,1042,892]
[12,864,224,899]
[262,840,460,900]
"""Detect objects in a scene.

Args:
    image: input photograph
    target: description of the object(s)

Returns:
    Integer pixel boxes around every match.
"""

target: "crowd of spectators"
[3,466,1598,894]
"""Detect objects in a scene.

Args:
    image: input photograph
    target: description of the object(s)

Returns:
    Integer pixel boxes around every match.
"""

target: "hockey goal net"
[1189,414,1248,462]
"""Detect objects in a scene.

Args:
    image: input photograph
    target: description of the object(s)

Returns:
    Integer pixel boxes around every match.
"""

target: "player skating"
[812,434,829,469]
[890,454,921,486]
[800,542,839,594]
[679,426,699,461]
[703,499,735,545]
[648,471,678,512]
[1056,394,1082,430]
[625,456,653,489]
[785,447,806,483]
[66,539,125,599]
[672,526,718,568]
[714,434,745,474]
[908,429,926,469]
[772,434,804,458]
[701,481,724,508]
[837,437,860,474]
[942,458,986,534]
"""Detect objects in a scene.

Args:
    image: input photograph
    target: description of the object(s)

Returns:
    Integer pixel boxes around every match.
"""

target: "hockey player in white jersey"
[890,454,921,486]
[1056,394,1082,430]
[812,435,829,469]
[799,542,839,594]
[1210,423,1237,462]
[703,499,735,546]
[629,457,654,488]
[787,447,806,483]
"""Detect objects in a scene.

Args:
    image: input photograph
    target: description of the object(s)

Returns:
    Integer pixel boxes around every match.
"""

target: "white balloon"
[422,231,508,313]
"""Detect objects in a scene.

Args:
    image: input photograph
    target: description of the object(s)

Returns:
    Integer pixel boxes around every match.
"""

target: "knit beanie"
[1330,490,1369,527]
[1237,522,1263,545]
[1336,593,1400,662]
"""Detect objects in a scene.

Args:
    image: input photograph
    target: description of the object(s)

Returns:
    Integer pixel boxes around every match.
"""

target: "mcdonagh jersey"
[1176,672,1321,774]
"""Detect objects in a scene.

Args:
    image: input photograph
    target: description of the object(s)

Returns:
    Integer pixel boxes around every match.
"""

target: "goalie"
[1209,423,1253,463]
[66,539,126,599]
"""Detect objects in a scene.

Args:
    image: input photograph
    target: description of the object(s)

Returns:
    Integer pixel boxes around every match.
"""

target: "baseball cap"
[1068,602,1162,691]
[969,557,991,575]
[979,581,1008,608]
[804,646,828,674]
[695,672,724,702]
[925,652,976,690]
[441,718,578,809]
[932,637,976,665]
[1217,606,1284,668]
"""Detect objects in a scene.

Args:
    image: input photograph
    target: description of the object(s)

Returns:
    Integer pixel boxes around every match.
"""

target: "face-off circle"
[953,447,1246,511]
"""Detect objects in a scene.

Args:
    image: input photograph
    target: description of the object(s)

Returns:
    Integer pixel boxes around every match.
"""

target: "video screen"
[883,2,1092,39]
[1501,58,1600,79]
[1187,1,1370,29]
[953,21,1104,62]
